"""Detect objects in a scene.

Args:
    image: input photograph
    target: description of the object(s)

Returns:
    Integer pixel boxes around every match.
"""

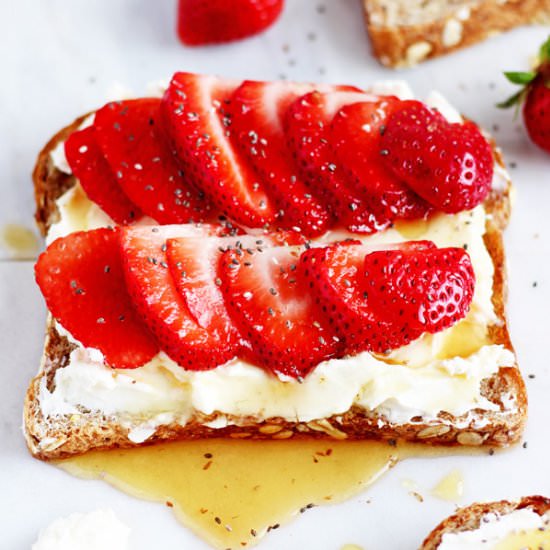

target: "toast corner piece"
[23,320,74,460]
[420,495,550,549]
[362,0,550,68]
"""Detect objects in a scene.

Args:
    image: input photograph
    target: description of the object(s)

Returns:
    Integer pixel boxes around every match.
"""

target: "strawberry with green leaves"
[499,36,550,154]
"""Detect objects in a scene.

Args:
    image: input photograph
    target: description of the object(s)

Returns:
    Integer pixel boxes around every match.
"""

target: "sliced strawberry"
[165,234,258,356]
[161,73,277,228]
[228,80,346,236]
[299,241,436,353]
[177,0,284,46]
[120,223,239,370]
[165,230,303,358]
[284,89,391,233]
[363,245,475,334]
[220,243,340,378]
[93,98,215,224]
[64,127,142,225]
[379,101,494,213]
[330,98,431,225]
[35,228,158,368]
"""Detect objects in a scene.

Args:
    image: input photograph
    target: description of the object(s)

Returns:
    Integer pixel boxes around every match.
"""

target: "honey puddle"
[58,439,466,549]
[431,468,464,501]
[493,529,550,549]
[0,223,39,259]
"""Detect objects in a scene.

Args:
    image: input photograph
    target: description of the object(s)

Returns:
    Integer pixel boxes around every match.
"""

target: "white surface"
[0,1,549,549]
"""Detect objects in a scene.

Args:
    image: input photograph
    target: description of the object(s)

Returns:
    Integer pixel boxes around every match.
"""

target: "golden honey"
[58,439,460,549]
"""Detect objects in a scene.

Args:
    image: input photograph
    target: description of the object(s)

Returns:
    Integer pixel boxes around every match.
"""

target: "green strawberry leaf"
[539,35,550,63]
[503,71,536,85]
[496,89,526,109]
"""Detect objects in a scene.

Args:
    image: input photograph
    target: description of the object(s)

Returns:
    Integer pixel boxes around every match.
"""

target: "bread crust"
[363,0,550,67]
[24,114,527,460]
[33,114,89,236]
[421,495,550,549]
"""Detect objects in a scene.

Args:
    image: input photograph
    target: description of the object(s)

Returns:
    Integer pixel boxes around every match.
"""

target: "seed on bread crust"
[457,431,485,446]
[417,425,451,439]
[258,424,284,435]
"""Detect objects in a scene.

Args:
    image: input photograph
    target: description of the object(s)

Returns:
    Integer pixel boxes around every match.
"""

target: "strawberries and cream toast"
[25,73,525,459]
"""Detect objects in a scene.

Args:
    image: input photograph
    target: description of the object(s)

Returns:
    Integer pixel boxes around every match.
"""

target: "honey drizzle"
[431,468,464,501]
[0,223,39,259]
[493,528,550,549]
[58,439,461,549]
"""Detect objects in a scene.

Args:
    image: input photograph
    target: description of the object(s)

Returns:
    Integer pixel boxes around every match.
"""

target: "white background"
[1,1,549,549]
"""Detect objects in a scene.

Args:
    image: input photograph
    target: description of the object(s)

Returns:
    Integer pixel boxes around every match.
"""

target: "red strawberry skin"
[161,72,277,229]
[94,98,215,225]
[177,0,283,46]
[64,127,142,225]
[331,98,431,226]
[227,80,334,236]
[284,89,391,233]
[299,241,415,354]
[35,228,158,368]
[120,224,240,370]
[380,101,494,213]
[363,246,475,335]
[220,244,340,378]
[523,74,550,154]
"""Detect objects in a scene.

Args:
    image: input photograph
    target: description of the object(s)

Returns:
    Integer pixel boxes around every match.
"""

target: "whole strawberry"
[177,0,284,46]
[499,36,550,154]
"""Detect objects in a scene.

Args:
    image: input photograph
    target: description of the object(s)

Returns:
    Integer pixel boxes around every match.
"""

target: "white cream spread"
[40,344,514,431]
[438,508,550,549]
[39,83,515,437]
[46,184,114,245]
[32,509,130,550]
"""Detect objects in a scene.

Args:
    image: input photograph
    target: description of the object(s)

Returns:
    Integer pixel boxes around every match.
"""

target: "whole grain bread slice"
[421,495,550,549]
[363,0,550,68]
[24,113,527,460]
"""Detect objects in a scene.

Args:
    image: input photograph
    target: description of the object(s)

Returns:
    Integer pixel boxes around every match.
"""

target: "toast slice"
[24,92,527,461]
[421,495,550,548]
[362,0,550,67]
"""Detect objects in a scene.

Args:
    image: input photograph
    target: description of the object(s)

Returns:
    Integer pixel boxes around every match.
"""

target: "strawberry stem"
[503,71,536,85]
[539,35,550,64]
[496,88,528,110]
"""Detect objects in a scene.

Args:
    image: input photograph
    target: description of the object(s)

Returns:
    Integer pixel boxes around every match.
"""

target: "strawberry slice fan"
[44,72,493,378]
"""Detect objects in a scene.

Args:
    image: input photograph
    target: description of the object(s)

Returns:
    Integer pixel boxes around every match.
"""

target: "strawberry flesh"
[35,228,158,368]
[228,80,336,236]
[165,234,259,357]
[331,98,431,225]
[177,0,284,46]
[64,126,142,225]
[380,101,494,213]
[221,243,340,378]
[162,73,277,229]
[284,89,391,233]
[120,223,239,370]
[94,98,215,224]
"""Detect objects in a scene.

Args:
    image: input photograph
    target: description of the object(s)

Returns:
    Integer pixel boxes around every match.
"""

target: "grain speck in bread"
[363,0,550,67]
[421,495,550,549]
[24,109,527,460]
